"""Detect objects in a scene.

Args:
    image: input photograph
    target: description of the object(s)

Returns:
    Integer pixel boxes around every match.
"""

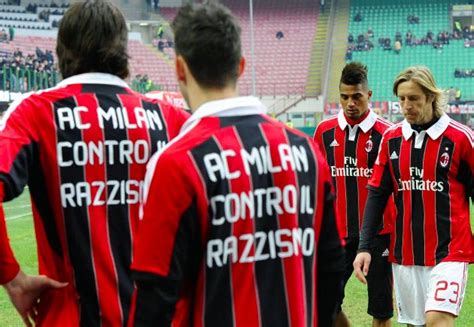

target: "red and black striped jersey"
[314,109,395,239]
[369,114,474,266]
[0,73,189,326]
[130,96,345,327]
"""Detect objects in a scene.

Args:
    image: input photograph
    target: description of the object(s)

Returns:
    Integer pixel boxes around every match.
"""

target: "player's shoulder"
[314,115,338,136]
[140,91,190,126]
[157,118,215,161]
[14,83,73,106]
[446,118,474,147]
[261,115,317,145]
[139,91,182,112]
[317,115,338,129]
[381,121,403,139]
[0,84,74,130]
[373,115,393,132]
[149,134,192,178]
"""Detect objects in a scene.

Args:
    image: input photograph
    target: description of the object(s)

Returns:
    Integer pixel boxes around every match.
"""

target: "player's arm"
[455,132,474,246]
[460,133,474,201]
[358,186,392,252]
[0,97,68,326]
[458,157,474,202]
[354,134,394,284]
[452,132,473,205]
[130,153,200,326]
[0,97,36,283]
[313,147,345,326]
[317,180,346,326]
[0,184,20,284]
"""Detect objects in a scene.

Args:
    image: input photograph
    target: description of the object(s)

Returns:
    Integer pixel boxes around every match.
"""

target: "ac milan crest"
[365,139,373,152]
[440,152,450,168]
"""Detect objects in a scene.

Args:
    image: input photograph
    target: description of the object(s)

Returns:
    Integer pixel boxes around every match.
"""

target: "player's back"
[168,113,327,326]
[0,73,188,326]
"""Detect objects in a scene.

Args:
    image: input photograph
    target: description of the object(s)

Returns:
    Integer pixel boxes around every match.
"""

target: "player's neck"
[411,115,439,132]
[344,109,369,126]
[189,85,239,113]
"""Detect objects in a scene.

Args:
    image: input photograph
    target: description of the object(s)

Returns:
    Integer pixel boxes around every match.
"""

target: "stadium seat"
[347,0,473,101]
[160,0,319,95]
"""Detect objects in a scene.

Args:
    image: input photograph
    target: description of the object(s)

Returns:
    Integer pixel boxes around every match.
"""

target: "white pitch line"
[6,213,31,221]
[3,204,31,210]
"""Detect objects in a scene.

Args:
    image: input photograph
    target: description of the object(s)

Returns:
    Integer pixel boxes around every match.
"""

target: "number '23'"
[434,281,460,304]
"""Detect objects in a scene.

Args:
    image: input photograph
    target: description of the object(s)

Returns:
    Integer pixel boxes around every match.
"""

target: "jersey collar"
[402,113,450,141]
[337,109,377,133]
[180,96,267,133]
[57,73,129,88]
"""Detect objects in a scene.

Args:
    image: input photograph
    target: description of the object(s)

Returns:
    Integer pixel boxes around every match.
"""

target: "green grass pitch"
[0,191,473,326]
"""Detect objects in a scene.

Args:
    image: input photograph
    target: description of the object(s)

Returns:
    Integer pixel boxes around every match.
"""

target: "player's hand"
[353,252,371,285]
[3,270,68,326]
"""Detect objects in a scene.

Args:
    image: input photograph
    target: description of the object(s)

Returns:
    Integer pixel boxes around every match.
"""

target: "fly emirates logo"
[397,167,444,192]
[330,156,372,178]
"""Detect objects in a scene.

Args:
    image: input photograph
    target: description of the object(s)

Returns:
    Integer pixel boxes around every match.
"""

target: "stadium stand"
[0,4,25,12]
[0,20,52,30]
[0,35,172,93]
[0,0,321,97]
[128,39,176,90]
[0,0,474,125]
[0,2,65,30]
[0,35,55,57]
[346,0,473,101]
[0,35,57,92]
[161,0,319,96]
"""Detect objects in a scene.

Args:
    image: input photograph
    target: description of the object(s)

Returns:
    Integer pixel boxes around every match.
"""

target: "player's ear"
[367,89,373,99]
[175,56,187,83]
[426,93,435,104]
[238,57,245,78]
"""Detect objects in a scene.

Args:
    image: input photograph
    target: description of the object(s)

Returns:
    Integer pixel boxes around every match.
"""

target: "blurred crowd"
[346,22,474,59]
[454,69,474,78]
[25,2,68,26]
[0,46,58,91]
[131,74,161,93]
[25,1,69,14]
[153,24,174,53]
[445,86,462,102]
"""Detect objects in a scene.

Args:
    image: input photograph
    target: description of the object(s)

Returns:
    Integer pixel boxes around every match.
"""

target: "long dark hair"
[56,0,129,79]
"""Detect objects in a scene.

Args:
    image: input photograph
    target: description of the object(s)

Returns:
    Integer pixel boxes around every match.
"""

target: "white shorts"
[392,262,468,325]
